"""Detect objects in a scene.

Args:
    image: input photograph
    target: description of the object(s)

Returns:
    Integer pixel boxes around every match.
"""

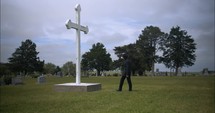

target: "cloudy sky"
[1,0,214,72]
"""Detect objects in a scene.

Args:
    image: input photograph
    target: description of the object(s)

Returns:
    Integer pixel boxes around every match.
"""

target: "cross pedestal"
[54,4,101,92]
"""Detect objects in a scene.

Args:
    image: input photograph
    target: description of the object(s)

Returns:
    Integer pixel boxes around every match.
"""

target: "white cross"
[65,4,89,84]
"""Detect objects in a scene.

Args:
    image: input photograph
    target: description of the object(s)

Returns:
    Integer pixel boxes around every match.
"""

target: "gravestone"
[177,67,182,76]
[202,68,209,76]
[37,75,46,84]
[12,75,23,85]
[56,71,63,77]
[54,4,101,92]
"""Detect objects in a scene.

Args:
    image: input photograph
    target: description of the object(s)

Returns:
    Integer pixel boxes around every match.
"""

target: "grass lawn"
[0,76,214,113]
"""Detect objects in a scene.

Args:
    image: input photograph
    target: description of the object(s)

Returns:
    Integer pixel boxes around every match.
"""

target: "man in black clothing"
[117,53,132,91]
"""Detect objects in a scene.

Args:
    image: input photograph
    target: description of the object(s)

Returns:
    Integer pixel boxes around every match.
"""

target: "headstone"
[12,75,23,85]
[202,68,209,76]
[56,71,63,77]
[37,75,46,84]
[177,67,182,76]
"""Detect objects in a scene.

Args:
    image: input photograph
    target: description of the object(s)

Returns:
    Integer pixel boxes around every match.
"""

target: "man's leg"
[127,76,132,91]
[118,76,126,91]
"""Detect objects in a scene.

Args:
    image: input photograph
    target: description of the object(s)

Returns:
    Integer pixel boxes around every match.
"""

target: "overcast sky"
[1,0,214,72]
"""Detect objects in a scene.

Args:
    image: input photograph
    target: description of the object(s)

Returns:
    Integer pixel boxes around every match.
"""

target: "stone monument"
[54,4,101,92]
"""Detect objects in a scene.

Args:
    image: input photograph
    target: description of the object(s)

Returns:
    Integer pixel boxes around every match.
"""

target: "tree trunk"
[175,67,178,76]
[151,42,156,76]
[151,63,155,76]
[132,70,135,76]
[96,69,100,76]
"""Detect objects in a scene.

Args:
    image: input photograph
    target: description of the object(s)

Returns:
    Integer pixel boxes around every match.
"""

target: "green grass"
[0,76,214,113]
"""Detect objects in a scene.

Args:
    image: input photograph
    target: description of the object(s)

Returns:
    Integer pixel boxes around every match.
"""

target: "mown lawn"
[0,76,214,113]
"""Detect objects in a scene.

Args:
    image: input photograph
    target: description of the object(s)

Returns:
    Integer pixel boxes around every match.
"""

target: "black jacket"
[123,59,131,76]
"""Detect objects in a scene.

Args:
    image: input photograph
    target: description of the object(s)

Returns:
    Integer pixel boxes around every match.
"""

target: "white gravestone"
[55,4,101,92]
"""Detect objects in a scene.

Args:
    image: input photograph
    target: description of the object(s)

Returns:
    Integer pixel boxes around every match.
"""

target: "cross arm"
[65,19,89,34]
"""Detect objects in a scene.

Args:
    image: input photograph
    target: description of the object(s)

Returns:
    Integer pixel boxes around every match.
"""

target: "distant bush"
[91,73,96,76]
[46,74,53,76]
[30,74,40,78]
[107,74,111,76]
[3,75,12,85]
[112,73,119,77]
[138,70,143,76]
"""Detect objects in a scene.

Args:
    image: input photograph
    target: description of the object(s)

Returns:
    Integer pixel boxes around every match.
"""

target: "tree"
[8,39,44,75]
[81,43,112,76]
[160,26,196,75]
[62,61,75,76]
[43,63,56,75]
[136,26,165,75]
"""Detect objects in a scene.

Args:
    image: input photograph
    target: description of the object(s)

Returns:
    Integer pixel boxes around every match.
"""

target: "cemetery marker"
[55,4,101,92]
[65,4,88,84]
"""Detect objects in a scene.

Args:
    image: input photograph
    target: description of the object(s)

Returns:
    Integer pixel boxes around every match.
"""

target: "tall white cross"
[65,4,89,84]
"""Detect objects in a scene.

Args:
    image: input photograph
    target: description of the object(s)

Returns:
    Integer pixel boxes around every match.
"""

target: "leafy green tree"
[62,61,75,76]
[8,39,44,75]
[44,63,56,75]
[136,26,165,75]
[81,43,112,76]
[160,26,196,75]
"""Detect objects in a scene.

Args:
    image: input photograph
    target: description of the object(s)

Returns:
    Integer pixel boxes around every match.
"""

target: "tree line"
[82,25,196,76]
[114,26,196,76]
[0,39,76,77]
[0,25,196,77]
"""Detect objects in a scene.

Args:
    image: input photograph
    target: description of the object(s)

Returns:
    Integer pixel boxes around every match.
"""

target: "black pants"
[118,76,132,91]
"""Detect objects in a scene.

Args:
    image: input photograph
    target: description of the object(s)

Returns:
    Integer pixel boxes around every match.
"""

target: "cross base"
[54,83,101,92]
